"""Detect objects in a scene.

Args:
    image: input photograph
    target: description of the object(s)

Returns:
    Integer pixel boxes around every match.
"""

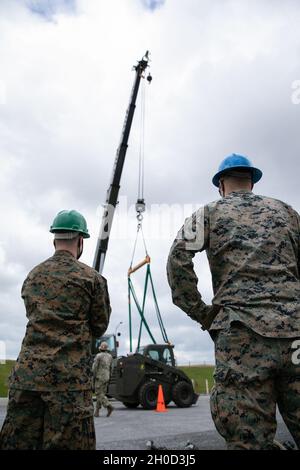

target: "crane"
[92,51,168,353]
[91,54,199,410]
[93,51,152,274]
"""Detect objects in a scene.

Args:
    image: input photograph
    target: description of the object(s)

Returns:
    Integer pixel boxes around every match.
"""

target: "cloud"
[25,0,76,20]
[141,0,165,12]
[0,0,300,364]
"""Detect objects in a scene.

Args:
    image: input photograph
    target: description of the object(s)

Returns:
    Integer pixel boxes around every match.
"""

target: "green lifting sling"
[127,225,169,353]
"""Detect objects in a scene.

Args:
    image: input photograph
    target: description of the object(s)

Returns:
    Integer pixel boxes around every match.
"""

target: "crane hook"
[136,198,146,222]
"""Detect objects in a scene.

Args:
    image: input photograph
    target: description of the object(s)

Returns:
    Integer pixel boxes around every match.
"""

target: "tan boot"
[106,404,114,417]
[94,405,100,417]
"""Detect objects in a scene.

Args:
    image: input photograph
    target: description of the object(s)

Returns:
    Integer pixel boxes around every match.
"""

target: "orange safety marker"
[155,384,168,412]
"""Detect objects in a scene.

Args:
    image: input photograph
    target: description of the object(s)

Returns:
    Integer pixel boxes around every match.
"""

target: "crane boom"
[93,52,150,273]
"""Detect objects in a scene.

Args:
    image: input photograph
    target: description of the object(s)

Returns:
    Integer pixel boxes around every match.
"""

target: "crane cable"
[129,77,148,269]
[138,79,146,202]
[128,76,170,351]
[129,223,148,269]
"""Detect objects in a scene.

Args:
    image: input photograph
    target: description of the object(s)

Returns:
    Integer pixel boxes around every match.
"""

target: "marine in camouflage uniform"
[167,155,300,450]
[92,342,114,417]
[0,210,111,450]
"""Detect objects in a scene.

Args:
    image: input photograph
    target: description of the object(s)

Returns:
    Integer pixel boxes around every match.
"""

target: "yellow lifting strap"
[128,255,151,277]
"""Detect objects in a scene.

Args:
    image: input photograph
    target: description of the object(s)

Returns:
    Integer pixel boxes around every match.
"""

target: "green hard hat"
[50,210,90,238]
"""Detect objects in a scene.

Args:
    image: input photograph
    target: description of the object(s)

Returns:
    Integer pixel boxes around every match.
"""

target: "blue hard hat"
[212,153,263,187]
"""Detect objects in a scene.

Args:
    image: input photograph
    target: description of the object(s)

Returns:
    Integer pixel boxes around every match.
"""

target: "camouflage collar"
[226,190,253,197]
[53,250,75,259]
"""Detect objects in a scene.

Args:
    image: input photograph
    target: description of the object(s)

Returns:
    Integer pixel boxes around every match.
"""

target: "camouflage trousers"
[0,388,95,450]
[210,322,300,450]
[95,381,111,411]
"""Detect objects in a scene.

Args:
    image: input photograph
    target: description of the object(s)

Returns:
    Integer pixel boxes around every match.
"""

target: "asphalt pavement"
[0,396,296,450]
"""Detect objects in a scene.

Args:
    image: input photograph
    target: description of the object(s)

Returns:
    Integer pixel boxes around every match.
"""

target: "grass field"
[0,360,15,397]
[180,365,215,394]
[0,361,215,396]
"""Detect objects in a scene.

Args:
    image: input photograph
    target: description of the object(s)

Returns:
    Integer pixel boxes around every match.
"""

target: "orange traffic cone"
[155,384,168,412]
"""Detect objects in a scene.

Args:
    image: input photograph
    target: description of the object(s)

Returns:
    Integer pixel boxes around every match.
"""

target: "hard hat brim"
[50,228,90,238]
[212,166,263,187]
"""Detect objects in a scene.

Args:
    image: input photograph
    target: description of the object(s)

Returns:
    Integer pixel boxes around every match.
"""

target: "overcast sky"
[0,0,299,365]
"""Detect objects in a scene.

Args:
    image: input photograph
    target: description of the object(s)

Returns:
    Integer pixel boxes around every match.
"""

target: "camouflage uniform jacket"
[92,352,113,384]
[10,250,111,391]
[167,190,300,337]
